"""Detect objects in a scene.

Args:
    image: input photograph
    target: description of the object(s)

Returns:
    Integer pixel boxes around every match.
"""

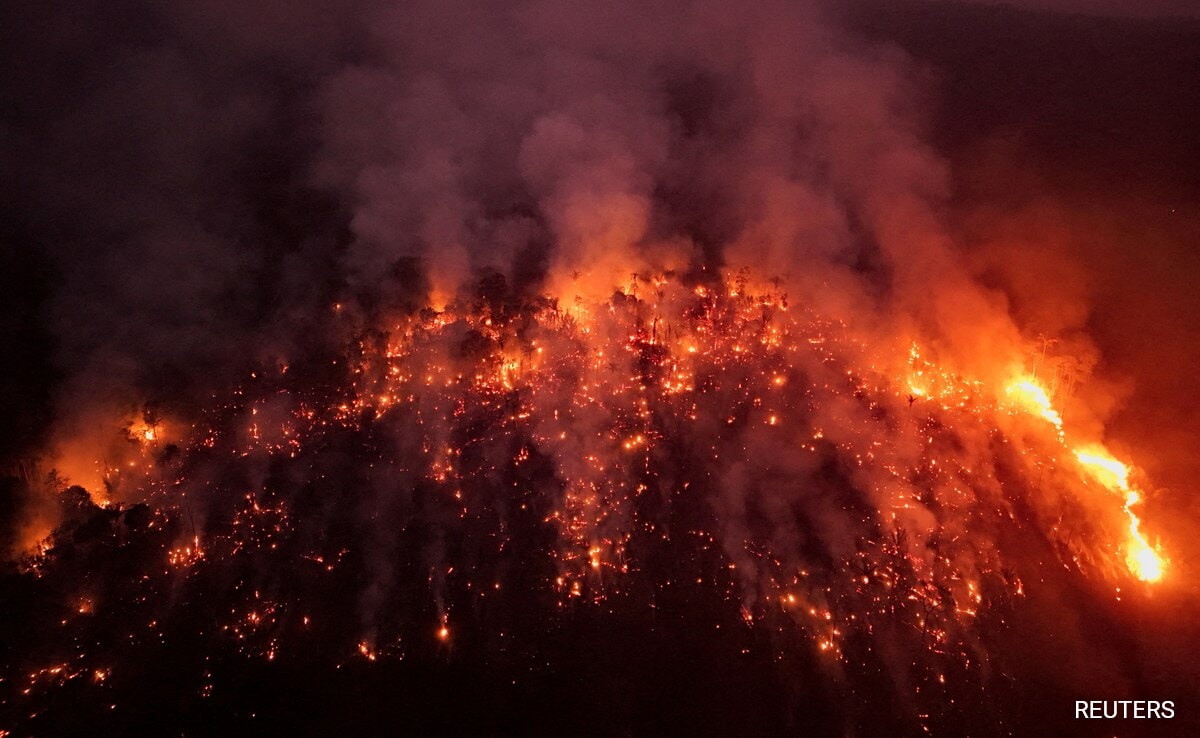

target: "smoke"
[4,0,1199,733]
[921,0,1200,18]
[0,0,1041,488]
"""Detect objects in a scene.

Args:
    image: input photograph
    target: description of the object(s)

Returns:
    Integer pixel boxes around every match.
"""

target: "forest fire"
[3,0,1197,734]
[1073,446,1165,583]
[1000,377,1165,583]
[1,270,1175,734]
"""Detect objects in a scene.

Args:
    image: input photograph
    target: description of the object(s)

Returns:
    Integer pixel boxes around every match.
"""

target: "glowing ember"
[3,2,1194,734]
[5,272,1174,734]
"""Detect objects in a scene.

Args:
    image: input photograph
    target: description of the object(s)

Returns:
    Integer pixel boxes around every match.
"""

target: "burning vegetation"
[0,270,1169,735]
[1,0,1195,734]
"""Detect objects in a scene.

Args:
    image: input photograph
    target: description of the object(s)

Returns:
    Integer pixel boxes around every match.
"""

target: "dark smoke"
[2,0,1199,735]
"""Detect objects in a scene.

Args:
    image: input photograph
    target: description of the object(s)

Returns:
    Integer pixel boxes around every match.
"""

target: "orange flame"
[1074,446,1165,582]
[1005,377,1063,432]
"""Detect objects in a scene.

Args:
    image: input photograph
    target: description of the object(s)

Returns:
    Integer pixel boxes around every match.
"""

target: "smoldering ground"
[1,0,1199,735]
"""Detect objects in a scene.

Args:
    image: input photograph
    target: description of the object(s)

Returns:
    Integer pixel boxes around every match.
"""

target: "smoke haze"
[1,0,1198,734]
